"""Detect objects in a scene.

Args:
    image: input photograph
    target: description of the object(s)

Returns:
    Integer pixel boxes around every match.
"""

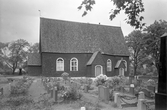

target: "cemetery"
[0,72,157,110]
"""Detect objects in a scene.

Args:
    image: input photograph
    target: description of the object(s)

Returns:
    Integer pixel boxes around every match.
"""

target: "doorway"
[95,65,103,76]
[119,68,124,76]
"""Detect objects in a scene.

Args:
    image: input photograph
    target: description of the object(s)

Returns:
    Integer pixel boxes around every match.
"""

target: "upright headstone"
[155,32,167,110]
[138,91,145,100]
[130,84,135,95]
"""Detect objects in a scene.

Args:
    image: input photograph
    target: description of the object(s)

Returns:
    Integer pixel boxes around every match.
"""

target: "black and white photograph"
[0,0,167,110]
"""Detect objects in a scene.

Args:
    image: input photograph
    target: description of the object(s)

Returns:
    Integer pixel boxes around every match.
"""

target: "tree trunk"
[12,68,15,75]
[12,63,17,75]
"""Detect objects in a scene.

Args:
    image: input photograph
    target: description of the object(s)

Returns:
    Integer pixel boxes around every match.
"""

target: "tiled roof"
[86,51,99,65]
[28,53,41,66]
[40,17,129,56]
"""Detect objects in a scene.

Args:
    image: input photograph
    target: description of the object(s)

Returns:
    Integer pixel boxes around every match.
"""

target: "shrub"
[105,76,120,89]
[61,72,69,80]
[61,86,82,102]
[11,78,32,95]
[147,79,156,87]
[94,74,108,87]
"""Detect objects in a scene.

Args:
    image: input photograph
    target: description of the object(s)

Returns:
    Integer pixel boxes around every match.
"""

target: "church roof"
[40,17,129,56]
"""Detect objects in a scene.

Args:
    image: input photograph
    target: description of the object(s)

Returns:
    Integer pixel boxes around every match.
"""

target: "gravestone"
[138,91,145,100]
[130,84,134,95]
[98,85,109,103]
[155,33,167,110]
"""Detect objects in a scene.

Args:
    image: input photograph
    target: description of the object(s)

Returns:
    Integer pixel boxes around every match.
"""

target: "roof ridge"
[40,17,121,28]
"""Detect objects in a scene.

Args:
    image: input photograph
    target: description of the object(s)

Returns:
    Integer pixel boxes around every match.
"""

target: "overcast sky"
[0,0,167,44]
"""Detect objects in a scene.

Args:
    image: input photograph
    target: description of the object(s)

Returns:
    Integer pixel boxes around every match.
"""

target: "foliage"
[147,79,156,87]
[125,30,147,76]
[78,0,145,29]
[143,20,167,72]
[42,77,64,91]
[0,95,33,110]
[1,39,30,74]
[105,76,120,89]
[28,43,39,53]
[11,78,33,95]
[61,72,69,81]
[61,86,82,102]
[94,74,108,87]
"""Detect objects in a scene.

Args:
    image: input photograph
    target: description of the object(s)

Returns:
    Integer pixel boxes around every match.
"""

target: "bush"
[61,72,69,80]
[62,83,82,101]
[11,78,32,95]
[94,74,108,87]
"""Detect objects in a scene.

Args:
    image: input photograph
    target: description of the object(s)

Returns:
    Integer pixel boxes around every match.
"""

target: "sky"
[0,0,167,44]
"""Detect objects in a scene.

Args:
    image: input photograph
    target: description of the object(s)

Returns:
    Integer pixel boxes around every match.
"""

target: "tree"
[1,39,29,74]
[78,0,145,29]
[125,30,146,76]
[144,20,167,73]
[28,43,39,53]
[0,42,8,71]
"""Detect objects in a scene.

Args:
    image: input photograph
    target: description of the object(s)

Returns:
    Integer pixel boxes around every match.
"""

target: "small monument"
[155,32,167,110]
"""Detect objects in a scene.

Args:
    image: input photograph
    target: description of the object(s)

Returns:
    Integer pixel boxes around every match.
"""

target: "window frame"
[56,57,64,71]
[70,57,78,71]
[107,59,112,71]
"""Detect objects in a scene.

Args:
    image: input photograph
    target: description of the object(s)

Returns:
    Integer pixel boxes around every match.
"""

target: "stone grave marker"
[114,93,122,108]
[138,91,145,99]
[98,85,109,103]
[130,84,135,95]
[137,99,147,110]
[3,83,11,97]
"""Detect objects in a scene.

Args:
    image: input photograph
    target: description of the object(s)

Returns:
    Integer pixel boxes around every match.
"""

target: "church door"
[95,65,103,76]
[119,68,124,76]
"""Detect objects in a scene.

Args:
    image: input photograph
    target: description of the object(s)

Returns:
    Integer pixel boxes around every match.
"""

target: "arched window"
[56,58,64,71]
[107,59,112,71]
[70,58,78,71]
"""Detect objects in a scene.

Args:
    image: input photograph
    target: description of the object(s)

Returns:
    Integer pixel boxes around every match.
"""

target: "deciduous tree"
[1,39,29,74]
[78,0,145,29]
[144,20,167,72]
[125,30,146,76]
